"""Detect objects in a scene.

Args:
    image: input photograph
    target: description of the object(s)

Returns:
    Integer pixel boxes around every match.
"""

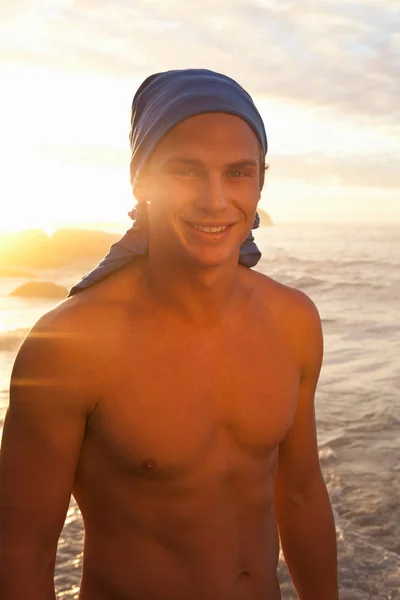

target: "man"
[0,69,338,599]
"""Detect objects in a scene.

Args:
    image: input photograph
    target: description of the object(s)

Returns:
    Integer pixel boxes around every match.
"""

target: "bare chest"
[88,323,299,478]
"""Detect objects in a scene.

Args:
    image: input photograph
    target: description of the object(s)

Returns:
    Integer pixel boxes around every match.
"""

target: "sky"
[0,0,399,231]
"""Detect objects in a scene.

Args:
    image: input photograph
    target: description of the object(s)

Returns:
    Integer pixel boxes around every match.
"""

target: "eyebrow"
[164,157,258,169]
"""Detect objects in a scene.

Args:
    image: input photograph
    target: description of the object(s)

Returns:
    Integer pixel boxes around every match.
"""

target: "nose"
[195,172,228,214]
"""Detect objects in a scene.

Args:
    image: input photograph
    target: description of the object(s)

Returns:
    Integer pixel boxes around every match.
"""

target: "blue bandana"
[129,68,267,183]
[69,69,267,297]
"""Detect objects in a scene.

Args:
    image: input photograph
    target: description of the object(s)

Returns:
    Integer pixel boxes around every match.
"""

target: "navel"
[238,570,251,579]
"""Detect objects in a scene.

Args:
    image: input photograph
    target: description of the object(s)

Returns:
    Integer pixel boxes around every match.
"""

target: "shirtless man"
[0,70,338,599]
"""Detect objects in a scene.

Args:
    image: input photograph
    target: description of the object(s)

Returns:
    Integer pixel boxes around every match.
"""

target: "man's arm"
[274,292,338,600]
[0,312,95,599]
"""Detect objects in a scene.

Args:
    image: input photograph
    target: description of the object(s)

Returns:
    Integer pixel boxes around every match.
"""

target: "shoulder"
[20,289,102,354]
[11,290,108,409]
[13,262,146,388]
[245,267,321,322]
[12,297,90,385]
[34,260,144,334]
[245,268,323,377]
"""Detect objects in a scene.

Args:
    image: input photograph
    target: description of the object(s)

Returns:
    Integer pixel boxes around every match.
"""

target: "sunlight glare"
[1,63,399,229]
[0,64,137,233]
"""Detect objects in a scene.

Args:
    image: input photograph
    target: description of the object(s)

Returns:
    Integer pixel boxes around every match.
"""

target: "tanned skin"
[0,113,338,599]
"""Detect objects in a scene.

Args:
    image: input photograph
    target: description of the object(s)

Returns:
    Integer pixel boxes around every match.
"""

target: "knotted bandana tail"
[68,208,261,297]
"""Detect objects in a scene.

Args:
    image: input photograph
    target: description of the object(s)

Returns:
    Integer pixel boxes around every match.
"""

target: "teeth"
[193,224,228,233]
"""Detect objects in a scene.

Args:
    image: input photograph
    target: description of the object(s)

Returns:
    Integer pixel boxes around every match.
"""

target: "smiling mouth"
[185,222,234,233]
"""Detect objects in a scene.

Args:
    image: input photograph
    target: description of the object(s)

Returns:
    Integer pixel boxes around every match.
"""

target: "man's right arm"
[0,313,95,599]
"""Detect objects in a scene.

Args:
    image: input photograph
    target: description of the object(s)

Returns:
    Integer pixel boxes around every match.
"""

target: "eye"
[229,170,247,178]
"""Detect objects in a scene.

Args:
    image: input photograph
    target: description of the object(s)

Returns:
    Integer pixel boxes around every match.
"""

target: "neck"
[141,247,242,325]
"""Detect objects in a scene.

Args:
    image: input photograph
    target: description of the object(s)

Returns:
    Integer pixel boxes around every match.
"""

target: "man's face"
[134,113,261,267]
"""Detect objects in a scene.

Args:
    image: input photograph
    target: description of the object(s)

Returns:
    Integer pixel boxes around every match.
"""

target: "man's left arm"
[274,293,338,600]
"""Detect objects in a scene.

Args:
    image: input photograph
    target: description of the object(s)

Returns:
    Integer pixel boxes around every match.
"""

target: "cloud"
[270,154,400,190]
[1,0,399,128]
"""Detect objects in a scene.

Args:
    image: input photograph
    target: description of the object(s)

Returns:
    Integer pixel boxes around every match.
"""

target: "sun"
[0,63,136,234]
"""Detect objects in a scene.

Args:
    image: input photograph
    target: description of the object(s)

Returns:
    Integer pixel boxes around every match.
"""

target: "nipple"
[142,458,158,471]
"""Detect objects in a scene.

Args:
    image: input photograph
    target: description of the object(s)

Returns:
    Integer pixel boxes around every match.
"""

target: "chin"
[182,246,239,268]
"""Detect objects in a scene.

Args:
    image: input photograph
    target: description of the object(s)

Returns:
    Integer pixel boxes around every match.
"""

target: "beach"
[1,223,399,599]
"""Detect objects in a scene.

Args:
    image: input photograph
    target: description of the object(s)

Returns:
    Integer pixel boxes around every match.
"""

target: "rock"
[10,281,68,299]
[0,228,119,269]
[50,228,119,259]
[0,229,53,268]
[257,209,273,227]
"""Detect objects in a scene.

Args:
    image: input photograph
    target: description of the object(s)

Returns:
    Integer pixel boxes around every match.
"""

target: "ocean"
[0,224,399,599]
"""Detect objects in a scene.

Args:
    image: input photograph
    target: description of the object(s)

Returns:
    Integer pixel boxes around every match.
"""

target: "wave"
[265,253,394,269]
[334,280,389,290]
[286,275,326,289]
[321,318,338,324]
[289,277,388,293]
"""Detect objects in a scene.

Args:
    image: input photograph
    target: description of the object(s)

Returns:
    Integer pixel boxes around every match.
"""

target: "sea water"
[0,224,399,599]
